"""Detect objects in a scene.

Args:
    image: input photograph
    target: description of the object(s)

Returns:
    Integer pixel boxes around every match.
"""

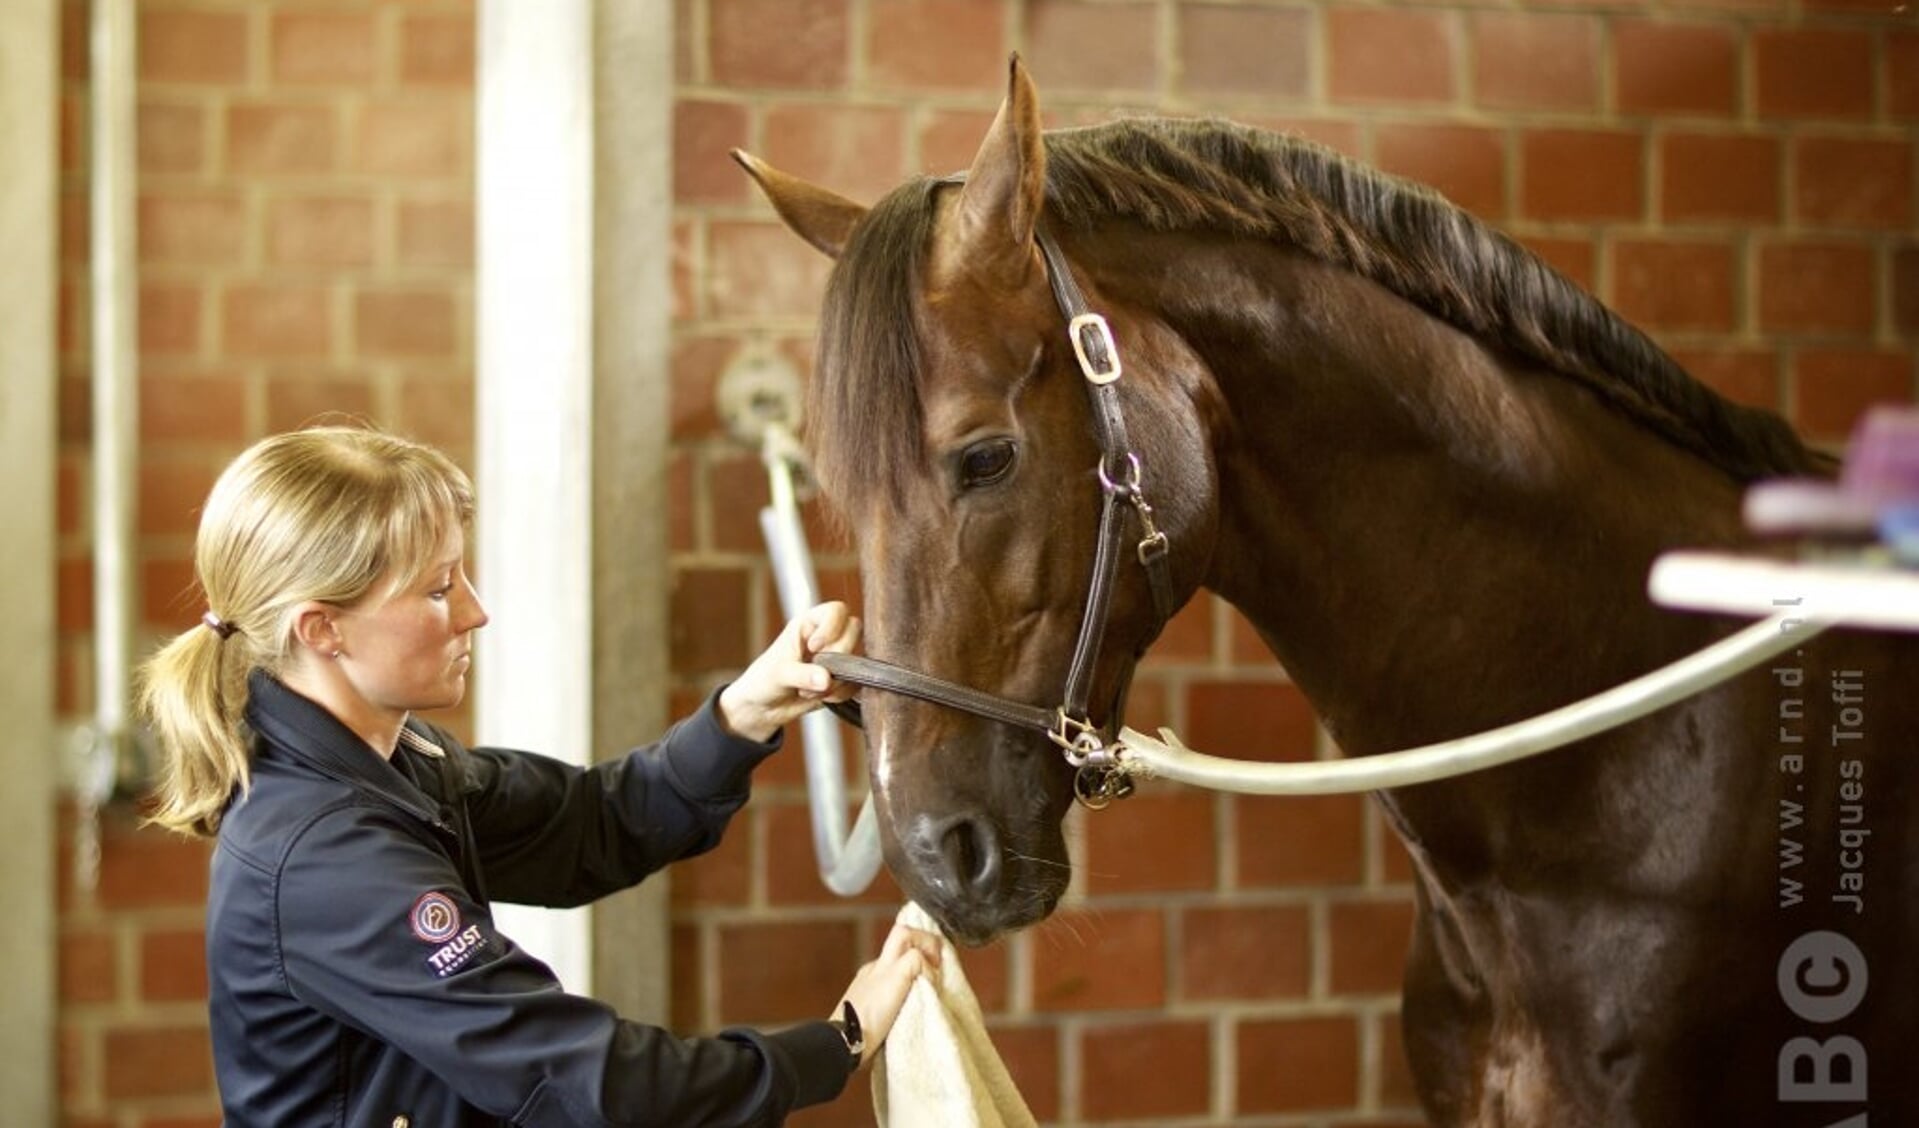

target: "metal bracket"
[717,346,805,447]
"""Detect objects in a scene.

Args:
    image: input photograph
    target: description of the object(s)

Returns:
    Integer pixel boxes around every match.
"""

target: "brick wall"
[56,0,474,1122]
[53,0,1914,1123]
[668,2,1914,1127]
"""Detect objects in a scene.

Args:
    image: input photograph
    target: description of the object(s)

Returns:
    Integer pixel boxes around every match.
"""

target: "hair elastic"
[201,610,240,640]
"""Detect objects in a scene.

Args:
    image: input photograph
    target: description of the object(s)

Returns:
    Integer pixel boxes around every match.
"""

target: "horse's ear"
[955,53,1045,283]
[732,149,866,260]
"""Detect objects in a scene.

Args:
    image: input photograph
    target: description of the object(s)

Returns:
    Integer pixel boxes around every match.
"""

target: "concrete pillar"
[0,0,61,1116]
[474,0,671,1018]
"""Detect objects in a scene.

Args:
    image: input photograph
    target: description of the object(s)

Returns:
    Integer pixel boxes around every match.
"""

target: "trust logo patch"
[409,891,461,943]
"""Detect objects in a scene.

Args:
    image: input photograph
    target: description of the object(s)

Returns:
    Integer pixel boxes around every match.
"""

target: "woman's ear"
[289,602,344,659]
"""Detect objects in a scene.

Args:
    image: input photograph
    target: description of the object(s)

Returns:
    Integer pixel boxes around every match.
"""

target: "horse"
[736,58,1918,1126]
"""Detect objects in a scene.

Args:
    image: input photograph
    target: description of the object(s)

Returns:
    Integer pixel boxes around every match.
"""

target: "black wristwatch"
[828,999,864,1064]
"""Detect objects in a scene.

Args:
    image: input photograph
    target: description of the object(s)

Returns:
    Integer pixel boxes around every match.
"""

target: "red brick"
[715,918,859,1024]
[138,100,206,175]
[1754,28,1872,120]
[673,567,753,674]
[709,454,770,553]
[1180,903,1310,1000]
[762,104,908,210]
[224,285,332,358]
[139,9,248,85]
[1519,129,1643,221]
[1025,0,1159,93]
[867,0,1004,92]
[669,453,697,553]
[96,816,211,910]
[674,101,751,205]
[1896,247,1919,335]
[60,928,117,1004]
[393,373,475,451]
[138,459,217,537]
[1030,907,1165,1011]
[227,102,337,176]
[1659,132,1780,224]
[396,197,473,267]
[988,1025,1060,1122]
[103,1024,213,1099]
[1471,13,1598,111]
[1083,791,1215,894]
[57,554,92,633]
[669,923,703,1030]
[138,374,242,448]
[1892,33,1919,119]
[269,11,376,85]
[1238,1015,1360,1113]
[1372,123,1506,220]
[1330,898,1417,994]
[1794,138,1912,230]
[62,0,88,82]
[356,100,471,177]
[669,818,752,909]
[1080,1019,1210,1120]
[1176,5,1311,99]
[140,283,204,357]
[1185,680,1316,762]
[1792,351,1914,441]
[264,374,374,433]
[672,217,697,323]
[1610,238,1737,332]
[61,185,87,264]
[706,222,834,320]
[1328,9,1457,105]
[60,89,84,176]
[142,554,201,632]
[1235,792,1365,886]
[1241,115,1365,159]
[766,803,902,906]
[918,109,1001,176]
[138,193,246,266]
[1140,592,1213,665]
[1668,348,1779,412]
[710,0,849,90]
[267,196,375,267]
[1757,242,1875,335]
[399,13,475,86]
[1516,236,1597,294]
[1378,816,1418,884]
[141,927,208,1002]
[1613,20,1738,117]
[356,289,457,357]
[58,455,83,538]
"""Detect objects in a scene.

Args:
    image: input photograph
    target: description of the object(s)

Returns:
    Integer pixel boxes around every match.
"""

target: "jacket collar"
[243,669,447,829]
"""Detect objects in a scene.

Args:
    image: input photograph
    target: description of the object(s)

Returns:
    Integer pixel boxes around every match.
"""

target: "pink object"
[1745,405,1919,539]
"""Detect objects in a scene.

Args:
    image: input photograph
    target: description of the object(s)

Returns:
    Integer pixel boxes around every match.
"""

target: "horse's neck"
[1162,249,1750,756]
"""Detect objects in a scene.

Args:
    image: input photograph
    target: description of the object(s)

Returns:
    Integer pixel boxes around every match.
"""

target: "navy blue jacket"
[207,671,854,1126]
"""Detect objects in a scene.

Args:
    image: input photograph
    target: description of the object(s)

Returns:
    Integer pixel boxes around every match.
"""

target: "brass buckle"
[1069,313,1122,385]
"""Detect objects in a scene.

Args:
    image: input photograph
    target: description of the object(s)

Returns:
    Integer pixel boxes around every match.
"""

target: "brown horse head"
[737,59,1216,944]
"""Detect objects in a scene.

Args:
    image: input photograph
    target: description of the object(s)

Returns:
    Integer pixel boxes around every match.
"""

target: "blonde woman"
[140,426,937,1126]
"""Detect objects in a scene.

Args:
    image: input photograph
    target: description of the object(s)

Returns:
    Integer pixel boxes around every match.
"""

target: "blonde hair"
[139,426,474,836]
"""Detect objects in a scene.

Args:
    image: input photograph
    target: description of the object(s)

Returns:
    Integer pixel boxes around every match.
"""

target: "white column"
[0,0,60,1118]
[475,0,597,991]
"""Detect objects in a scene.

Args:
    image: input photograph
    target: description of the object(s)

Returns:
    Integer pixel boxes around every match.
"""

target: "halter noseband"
[816,225,1177,809]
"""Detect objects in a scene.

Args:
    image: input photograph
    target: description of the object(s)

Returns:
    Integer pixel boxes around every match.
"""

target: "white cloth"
[871,903,1037,1128]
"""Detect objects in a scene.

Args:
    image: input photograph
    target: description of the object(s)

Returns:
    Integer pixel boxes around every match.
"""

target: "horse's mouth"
[916,856,1070,948]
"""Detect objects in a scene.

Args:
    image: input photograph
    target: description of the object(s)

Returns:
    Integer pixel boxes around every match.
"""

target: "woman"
[139,426,938,1126]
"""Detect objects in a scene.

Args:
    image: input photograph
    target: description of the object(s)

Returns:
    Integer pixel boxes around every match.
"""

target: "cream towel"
[872,903,1038,1128]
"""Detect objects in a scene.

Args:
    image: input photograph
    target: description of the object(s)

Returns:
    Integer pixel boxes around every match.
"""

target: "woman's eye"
[959,440,1017,489]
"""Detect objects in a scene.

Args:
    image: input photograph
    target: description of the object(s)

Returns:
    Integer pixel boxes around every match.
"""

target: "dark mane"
[809,118,1823,512]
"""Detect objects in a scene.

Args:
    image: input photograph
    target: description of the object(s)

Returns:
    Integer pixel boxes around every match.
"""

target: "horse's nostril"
[938,817,1000,897]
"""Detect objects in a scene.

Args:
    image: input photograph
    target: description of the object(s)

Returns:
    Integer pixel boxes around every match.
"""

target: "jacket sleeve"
[441,688,779,907]
[276,803,854,1127]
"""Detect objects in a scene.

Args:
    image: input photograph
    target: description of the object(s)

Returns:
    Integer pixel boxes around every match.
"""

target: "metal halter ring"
[1097,451,1145,497]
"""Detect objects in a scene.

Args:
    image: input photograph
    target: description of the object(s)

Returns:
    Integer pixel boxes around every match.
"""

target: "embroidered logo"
[409,891,461,943]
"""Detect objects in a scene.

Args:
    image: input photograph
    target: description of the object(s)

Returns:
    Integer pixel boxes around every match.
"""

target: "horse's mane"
[810,117,1824,512]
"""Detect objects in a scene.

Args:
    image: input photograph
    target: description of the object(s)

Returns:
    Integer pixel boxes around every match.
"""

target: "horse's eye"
[958,440,1017,489]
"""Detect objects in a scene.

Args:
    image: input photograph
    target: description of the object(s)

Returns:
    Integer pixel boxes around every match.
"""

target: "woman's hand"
[717,602,861,743]
[833,921,945,1068]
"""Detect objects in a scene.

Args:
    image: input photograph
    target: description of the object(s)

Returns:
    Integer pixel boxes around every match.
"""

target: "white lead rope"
[1111,612,1827,795]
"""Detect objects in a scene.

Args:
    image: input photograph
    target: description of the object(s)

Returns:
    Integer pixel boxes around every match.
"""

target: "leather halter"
[816,225,1178,808]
